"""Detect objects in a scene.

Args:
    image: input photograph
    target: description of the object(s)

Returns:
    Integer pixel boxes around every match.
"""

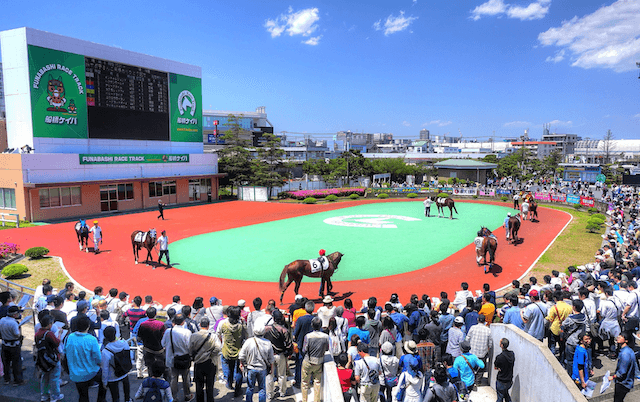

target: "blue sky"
[2,0,639,140]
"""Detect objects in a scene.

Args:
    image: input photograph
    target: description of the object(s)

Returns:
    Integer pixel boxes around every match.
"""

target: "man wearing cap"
[317,249,327,270]
[504,213,512,240]
[446,316,466,358]
[70,300,101,337]
[197,297,224,333]
[521,290,548,341]
[157,230,170,267]
[317,296,336,329]
[453,341,484,396]
[0,305,25,385]
[89,220,102,254]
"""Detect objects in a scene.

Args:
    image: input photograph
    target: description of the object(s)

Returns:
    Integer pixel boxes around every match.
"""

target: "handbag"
[170,329,191,370]
[379,353,398,387]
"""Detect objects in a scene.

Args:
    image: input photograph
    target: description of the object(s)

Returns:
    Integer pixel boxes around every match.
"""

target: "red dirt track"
[0,200,570,306]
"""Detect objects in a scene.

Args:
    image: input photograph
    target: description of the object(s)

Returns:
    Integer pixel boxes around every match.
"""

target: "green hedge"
[437,193,449,198]
[377,193,389,199]
[349,193,360,200]
[2,264,28,279]
[587,207,598,214]
[303,197,317,204]
[500,196,509,202]
[25,247,49,259]
[407,193,418,198]
[573,203,583,210]
[325,195,338,202]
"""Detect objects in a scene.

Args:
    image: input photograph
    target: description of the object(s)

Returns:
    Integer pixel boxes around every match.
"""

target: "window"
[149,181,176,197]
[162,181,176,195]
[38,187,81,208]
[0,188,16,209]
[117,183,134,200]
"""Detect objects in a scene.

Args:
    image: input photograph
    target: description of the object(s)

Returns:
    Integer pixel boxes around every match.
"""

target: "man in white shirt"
[317,296,336,329]
[423,197,432,217]
[88,220,102,254]
[157,230,170,267]
[161,313,192,399]
[452,282,474,312]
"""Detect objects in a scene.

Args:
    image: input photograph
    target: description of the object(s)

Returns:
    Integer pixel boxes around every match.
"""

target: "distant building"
[434,159,498,184]
[541,131,580,155]
[419,129,430,140]
[509,141,557,159]
[0,62,4,118]
[203,107,273,147]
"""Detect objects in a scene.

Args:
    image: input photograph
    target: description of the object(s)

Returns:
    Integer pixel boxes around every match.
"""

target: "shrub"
[349,193,360,200]
[0,243,19,258]
[472,195,478,199]
[587,207,598,214]
[572,203,583,210]
[219,188,232,196]
[303,197,317,204]
[586,222,602,233]
[588,216,605,225]
[501,196,509,202]
[591,213,606,221]
[377,193,389,199]
[285,187,365,200]
[1,264,28,279]
[325,195,338,202]
[437,193,449,198]
[407,193,418,198]
[25,247,49,259]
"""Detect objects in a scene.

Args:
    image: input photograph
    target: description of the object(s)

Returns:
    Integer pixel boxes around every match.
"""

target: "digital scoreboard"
[27,45,202,142]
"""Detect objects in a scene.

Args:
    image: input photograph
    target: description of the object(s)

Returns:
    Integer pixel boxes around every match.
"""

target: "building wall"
[0,154,26,219]
[437,168,489,184]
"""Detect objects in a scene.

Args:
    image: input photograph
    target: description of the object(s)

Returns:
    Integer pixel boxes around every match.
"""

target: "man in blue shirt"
[389,304,409,344]
[453,341,484,397]
[608,332,639,401]
[347,316,371,345]
[64,316,106,402]
[520,291,547,341]
[503,296,524,329]
[572,334,593,390]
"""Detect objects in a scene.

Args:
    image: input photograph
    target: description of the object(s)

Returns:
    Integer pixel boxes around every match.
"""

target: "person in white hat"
[445,316,466,358]
[317,296,336,329]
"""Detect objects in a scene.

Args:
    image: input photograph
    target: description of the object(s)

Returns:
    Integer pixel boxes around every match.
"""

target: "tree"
[602,129,615,164]
[253,133,291,194]
[217,114,253,187]
[482,155,499,164]
[542,150,562,178]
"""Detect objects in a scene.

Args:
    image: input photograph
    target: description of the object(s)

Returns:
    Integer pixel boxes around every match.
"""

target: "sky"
[1,0,640,141]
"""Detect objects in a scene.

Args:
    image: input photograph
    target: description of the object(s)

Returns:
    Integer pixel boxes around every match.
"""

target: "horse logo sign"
[177,90,196,117]
[323,215,421,229]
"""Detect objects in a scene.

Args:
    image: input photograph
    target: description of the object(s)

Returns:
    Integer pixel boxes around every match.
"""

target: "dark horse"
[508,216,521,245]
[74,222,89,252]
[436,197,458,219]
[478,227,498,270]
[279,251,344,303]
[131,229,157,264]
[529,200,539,222]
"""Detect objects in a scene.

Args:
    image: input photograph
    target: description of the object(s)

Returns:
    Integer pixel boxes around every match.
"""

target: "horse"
[529,200,538,221]
[279,251,344,303]
[478,227,498,271]
[508,216,521,245]
[436,197,458,219]
[74,222,89,252]
[131,229,157,264]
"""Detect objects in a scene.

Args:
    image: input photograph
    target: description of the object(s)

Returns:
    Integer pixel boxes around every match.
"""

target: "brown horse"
[529,200,538,221]
[279,251,344,303]
[131,229,157,264]
[436,197,458,219]
[74,221,89,252]
[508,216,521,245]
[478,227,498,270]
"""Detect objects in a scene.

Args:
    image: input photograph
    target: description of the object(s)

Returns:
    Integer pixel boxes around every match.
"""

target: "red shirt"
[343,308,357,328]
[337,367,353,392]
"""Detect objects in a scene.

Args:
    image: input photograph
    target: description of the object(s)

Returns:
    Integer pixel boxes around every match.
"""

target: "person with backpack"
[35,315,64,402]
[453,341,484,398]
[354,342,382,402]
[101,326,132,402]
[189,317,221,402]
[379,341,399,402]
[134,360,173,402]
[560,299,587,378]
[424,362,458,402]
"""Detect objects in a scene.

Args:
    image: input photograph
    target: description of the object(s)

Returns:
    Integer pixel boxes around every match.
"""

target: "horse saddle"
[309,257,329,273]
[75,222,87,232]
[134,232,148,243]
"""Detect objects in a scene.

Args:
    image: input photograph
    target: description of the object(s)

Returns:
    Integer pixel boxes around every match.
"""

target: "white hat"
[238,299,246,307]
[323,296,334,304]
[295,294,303,300]
[507,213,511,217]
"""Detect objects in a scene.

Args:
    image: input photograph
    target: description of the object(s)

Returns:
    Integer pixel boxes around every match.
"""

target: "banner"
[452,188,478,196]
[566,194,580,204]
[169,73,203,142]
[479,190,495,196]
[551,193,567,202]
[29,45,88,139]
[580,196,595,207]
[79,154,189,164]
[496,189,512,195]
[534,192,551,201]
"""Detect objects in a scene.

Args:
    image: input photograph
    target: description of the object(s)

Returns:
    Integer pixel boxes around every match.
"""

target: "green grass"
[1,256,70,291]
[0,221,39,230]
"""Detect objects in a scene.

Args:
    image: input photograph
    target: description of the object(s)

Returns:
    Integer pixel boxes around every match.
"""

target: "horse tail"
[279,266,288,293]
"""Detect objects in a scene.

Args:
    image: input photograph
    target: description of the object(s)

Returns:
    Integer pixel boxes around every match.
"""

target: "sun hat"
[381,342,394,354]
[238,299,246,307]
[323,296,334,304]
[404,340,417,354]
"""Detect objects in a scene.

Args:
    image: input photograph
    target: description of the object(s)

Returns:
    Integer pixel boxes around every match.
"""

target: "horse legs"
[327,278,333,294]
[319,277,325,297]
[293,277,302,296]
[133,244,139,264]
[145,247,153,264]
[449,206,453,220]
[280,275,296,303]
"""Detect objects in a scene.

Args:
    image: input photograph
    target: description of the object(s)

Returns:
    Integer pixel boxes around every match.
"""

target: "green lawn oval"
[171,202,513,282]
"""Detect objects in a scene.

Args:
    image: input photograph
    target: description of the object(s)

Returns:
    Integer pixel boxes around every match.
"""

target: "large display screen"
[27,45,201,142]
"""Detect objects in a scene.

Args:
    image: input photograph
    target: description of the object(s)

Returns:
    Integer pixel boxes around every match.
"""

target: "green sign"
[169,73,202,142]
[596,174,606,183]
[28,45,88,139]
[79,154,189,165]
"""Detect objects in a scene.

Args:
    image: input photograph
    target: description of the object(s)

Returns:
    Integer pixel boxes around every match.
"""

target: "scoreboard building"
[0,28,222,222]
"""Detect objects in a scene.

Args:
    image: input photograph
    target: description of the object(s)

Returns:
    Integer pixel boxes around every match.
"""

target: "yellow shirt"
[479,302,495,325]
[292,308,307,328]
[546,301,572,335]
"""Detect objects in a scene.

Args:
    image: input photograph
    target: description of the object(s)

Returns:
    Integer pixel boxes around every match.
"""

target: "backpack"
[143,381,163,402]
[36,331,59,372]
[105,345,133,377]
[416,311,430,333]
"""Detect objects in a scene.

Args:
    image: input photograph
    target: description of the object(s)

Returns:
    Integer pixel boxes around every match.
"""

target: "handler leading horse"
[74,220,89,252]
[279,251,344,303]
[131,229,157,264]
[436,197,458,219]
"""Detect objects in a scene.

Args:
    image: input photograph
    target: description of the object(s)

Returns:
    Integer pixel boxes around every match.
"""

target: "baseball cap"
[529,289,539,297]
[294,294,303,301]
[238,299,246,307]
[77,300,89,311]
[209,296,218,305]
[46,295,56,303]
[7,306,21,315]
[454,316,464,324]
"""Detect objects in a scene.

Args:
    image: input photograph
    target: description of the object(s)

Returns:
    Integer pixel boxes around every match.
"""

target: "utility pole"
[521,129,529,177]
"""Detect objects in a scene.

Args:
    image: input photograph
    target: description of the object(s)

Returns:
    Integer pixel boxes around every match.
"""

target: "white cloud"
[471,0,550,21]
[538,0,640,72]
[503,121,532,128]
[471,0,507,21]
[303,36,322,46]
[545,49,565,63]
[548,119,573,127]
[374,11,418,36]
[424,120,452,127]
[402,121,411,127]
[265,7,320,39]
[634,113,640,119]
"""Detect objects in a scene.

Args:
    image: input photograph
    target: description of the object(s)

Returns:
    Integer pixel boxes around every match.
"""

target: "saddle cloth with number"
[134,232,148,243]
[309,257,329,273]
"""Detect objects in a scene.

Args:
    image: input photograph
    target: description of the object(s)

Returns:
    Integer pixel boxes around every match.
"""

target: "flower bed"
[0,242,19,258]
[283,187,366,200]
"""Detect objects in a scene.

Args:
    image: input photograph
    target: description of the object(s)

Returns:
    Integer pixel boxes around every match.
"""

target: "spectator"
[572,334,593,391]
[239,323,275,402]
[465,314,492,385]
[134,361,172,402]
[101,326,131,402]
[137,307,168,380]
[266,309,293,399]
[293,301,315,388]
[608,332,639,401]
[190,317,221,402]
[35,315,63,402]
[445,316,465,358]
[337,352,356,402]
[219,305,246,398]
[0,306,24,386]
[246,297,265,337]
[379,341,399,402]
[424,362,457,402]
[64,316,107,402]
[317,296,336,329]
[354,341,382,402]
[494,338,515,402]
[301,317,329,402]
[161,313,192,400]
[453,341,484,397]
[560,299,587,377]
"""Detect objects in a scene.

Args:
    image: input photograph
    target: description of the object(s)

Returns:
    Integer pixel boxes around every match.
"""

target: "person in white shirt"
[89,220,102,254]
[452,282,474,312]
[157,230,170,267]
[161,313,192,399]
[423,197,433,217]
[317,296,336,329]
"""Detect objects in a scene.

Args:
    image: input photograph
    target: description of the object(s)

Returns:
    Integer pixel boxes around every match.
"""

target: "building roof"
[434,159,498,169]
